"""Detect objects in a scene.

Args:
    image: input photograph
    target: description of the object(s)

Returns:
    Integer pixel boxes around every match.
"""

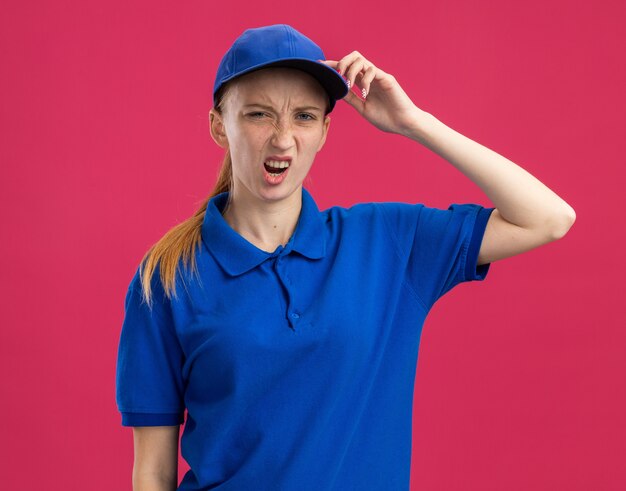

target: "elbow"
[547,203,576,241]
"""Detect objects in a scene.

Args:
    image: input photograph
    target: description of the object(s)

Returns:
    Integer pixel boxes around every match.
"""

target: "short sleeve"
[115,266,185,426]
[378,202,494,310]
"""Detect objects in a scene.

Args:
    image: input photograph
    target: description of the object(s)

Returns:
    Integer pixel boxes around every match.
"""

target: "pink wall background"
[1,1,624,489]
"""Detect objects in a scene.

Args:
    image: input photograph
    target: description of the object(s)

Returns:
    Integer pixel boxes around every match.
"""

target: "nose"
[270,119,295,150]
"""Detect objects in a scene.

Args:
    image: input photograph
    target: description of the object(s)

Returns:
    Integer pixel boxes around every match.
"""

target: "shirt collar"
[201,187,326,276]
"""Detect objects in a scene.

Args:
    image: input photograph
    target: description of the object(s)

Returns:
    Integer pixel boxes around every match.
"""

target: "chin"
[257,184,301,203]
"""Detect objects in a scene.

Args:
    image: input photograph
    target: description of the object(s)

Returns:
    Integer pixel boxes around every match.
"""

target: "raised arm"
[321,52,575,264]
[404,111,576,265]
[131,426,179,491]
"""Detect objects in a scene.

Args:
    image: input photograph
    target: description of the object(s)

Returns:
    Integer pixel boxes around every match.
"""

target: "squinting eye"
[248,112,266,118]
[297,113,315,121]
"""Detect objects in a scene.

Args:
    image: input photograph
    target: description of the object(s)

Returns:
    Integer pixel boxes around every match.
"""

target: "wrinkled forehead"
[222,67,329,111]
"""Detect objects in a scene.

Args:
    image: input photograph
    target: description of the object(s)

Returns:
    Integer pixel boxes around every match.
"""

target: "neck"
[222,186,303,253]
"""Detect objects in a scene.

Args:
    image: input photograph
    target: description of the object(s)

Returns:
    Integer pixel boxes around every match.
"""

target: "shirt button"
[290,312,300,319]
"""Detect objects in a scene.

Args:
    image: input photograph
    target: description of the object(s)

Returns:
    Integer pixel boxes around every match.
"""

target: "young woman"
[116,24,575,491]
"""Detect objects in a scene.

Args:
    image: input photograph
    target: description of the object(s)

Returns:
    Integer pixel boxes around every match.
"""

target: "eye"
[296,113,315,121]
[247,112,267,118]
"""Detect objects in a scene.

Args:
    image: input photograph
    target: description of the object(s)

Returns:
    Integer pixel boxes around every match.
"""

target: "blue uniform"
[116,187,494,490]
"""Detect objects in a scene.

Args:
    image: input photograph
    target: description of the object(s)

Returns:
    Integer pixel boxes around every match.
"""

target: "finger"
[318,59,338,70]
[358,65,377,99]
[319,58,360,95]
[335,51,364,77]
[341,88,365,113]
[318,59,351,88]
[344,59,368,92]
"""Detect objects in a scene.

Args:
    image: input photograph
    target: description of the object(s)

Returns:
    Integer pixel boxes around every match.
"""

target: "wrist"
[401,109,438,144]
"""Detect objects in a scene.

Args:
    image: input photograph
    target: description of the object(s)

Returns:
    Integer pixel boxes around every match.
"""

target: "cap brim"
[215,58,349,111]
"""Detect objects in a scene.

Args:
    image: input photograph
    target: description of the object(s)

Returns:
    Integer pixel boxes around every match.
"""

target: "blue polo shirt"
[116,187,494,490]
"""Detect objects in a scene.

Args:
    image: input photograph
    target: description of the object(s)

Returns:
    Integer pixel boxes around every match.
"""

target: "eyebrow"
[242,103,324,113]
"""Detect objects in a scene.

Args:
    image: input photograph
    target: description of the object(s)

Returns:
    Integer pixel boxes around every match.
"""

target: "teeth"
[265,160,290,169]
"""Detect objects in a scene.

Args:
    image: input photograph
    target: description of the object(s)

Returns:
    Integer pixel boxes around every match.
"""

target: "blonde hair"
[138,84,234,308]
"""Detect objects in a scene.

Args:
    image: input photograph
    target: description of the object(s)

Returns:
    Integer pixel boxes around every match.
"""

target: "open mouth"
[264,160,290,176]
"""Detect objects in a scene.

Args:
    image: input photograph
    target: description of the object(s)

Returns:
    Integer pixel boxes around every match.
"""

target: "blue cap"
[213,24,349,112]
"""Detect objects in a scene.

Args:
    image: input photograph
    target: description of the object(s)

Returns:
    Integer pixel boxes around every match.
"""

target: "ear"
[209,108,229,149]
[316,115,331,152]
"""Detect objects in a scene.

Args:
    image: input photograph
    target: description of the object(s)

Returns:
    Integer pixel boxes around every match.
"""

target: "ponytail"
[138,150,233,309]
